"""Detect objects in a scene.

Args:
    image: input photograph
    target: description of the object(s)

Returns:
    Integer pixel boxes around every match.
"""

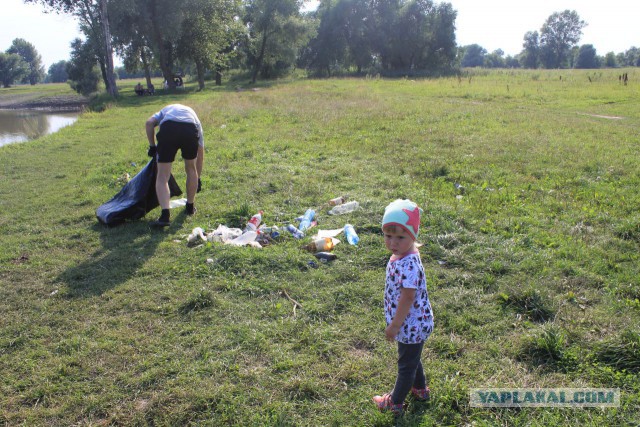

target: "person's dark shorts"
[156,120,199,163]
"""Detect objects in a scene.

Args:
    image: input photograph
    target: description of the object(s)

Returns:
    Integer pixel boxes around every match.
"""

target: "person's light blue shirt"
[152,104,204,147]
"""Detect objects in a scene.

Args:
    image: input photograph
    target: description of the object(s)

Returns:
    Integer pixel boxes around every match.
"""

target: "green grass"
[1,69,639,426]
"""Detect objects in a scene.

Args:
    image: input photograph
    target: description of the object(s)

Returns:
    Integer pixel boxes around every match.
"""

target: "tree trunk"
[196,60,205,91]
[215,69,222,86]
[99,0,118,97]
[251,30,268,84]
[141,49,152,88]
[149,1,176,90]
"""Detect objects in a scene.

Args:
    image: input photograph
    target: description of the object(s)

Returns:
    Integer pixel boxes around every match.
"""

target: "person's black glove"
[147,145,157,157]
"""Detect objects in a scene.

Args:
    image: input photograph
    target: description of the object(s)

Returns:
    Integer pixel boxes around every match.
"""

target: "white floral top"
[385,252,434,344]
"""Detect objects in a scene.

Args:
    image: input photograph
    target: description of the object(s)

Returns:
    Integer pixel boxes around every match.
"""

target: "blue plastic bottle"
[344,224,359,245]
[298,209,315,232]
[286,224,305,239]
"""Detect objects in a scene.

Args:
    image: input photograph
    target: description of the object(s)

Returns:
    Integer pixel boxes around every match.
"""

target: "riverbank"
[0,92,88,110]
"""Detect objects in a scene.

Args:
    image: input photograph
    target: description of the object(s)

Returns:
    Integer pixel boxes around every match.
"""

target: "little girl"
[373,199,434,415]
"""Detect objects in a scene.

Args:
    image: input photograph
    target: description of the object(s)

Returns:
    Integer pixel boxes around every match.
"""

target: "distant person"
[134,82,144,96]
[373,199,434,415]
[146,83,155,95]
[145,104,205,227]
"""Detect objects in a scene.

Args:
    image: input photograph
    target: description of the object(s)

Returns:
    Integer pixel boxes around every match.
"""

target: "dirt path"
[0,93,89,110]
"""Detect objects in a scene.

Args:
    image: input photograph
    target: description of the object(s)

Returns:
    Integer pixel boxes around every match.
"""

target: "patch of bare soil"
[578,112,624,120]
[0,93,88,110]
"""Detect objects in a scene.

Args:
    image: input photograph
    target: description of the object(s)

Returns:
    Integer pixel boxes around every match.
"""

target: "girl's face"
[383,227,416,257]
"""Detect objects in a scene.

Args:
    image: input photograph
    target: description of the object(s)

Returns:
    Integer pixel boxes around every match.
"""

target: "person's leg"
[151,161,173,226]
[156,162,173,209]
[390,342,425,404]
[413,359,426,389]
[196,145,204,193]
[196,145,204,178]
[184,158,198,210]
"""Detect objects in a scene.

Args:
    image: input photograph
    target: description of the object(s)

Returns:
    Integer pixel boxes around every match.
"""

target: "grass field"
[1,69,639,426]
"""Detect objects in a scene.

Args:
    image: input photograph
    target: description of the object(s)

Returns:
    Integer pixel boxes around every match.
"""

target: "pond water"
[0,109,80,147]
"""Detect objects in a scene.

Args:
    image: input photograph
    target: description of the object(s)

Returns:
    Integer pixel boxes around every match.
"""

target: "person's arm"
[385,287,416,341]
[146,117,158,147]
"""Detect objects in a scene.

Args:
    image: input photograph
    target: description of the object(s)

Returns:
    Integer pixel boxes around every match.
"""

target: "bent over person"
[146,104,205,227]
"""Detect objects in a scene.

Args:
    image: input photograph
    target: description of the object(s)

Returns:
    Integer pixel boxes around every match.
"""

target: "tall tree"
[108,0,157,89]
[484,49,505,68]
[178,0,244,89]
[25,0,118,96]
[574,44,599,69]
[0,53,29,88]
[6,38,45,85]
[460,44,485,67]
[604,52,617,68]
[48,60,69,82]
[244,0,308,83]
[520,31,539,69]
[539,10,586,69]
[66,38,101,95]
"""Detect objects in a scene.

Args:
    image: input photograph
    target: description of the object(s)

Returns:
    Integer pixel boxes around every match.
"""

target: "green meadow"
[1,69,639,426]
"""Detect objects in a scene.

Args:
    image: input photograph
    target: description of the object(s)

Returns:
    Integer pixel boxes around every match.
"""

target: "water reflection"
[0,109,80,147]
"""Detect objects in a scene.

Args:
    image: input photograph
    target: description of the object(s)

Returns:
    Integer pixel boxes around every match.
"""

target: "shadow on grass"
[56,212,188,297]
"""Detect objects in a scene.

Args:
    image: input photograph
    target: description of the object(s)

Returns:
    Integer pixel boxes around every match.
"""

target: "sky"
[1,0,639,71]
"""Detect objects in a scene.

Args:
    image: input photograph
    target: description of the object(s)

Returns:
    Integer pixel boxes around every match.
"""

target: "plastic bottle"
[329,196,346,206]
[286,224,305,239]
[244,210,264,232]
[259,225,280,238]
[328,201,359,215]
[344,224,359,245]
[298,209,315,232]
[229,230,258,246]
[304,237,335,252]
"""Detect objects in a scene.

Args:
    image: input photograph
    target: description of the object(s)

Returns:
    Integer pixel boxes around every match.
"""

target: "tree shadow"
[56,213,187,298]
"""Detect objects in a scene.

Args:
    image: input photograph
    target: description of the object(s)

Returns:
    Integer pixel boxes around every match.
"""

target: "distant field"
[1,69,638,426]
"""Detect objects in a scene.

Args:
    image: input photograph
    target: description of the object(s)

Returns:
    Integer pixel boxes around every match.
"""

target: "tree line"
[2,2,639,93]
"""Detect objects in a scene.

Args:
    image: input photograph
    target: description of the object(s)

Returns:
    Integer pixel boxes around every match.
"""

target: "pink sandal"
[372,393,404,415]
[411,386,431,401]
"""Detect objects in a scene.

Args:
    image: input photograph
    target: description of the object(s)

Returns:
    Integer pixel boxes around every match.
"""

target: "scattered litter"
[50,289,59,296]
[187,227,207,246]
[208,225,243,243]
[328,201,359,215]
[304,237,338,252]
[314,252,337,262]
[244,211,264,232]
[184,203,362,261]
[313,228,343,239]
[329,196,346,206]
[170,198,187,208]
[298,209,316,232]
[286,224,305,239]
[115,172,130,186]
[437,260,447,265]
[456,195,464,200]
[344,224,359,245]
[228,231,259,247]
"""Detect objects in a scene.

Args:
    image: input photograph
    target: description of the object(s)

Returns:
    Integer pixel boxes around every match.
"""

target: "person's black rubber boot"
[185,203,196,216]
[197,178,202,193]
[151,209,170,227]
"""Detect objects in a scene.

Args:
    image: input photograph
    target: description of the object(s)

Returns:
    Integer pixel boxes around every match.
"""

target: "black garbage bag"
[96,159,182,226]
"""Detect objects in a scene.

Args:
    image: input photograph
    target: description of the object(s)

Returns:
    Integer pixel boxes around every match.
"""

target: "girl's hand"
[385,324,400,342]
